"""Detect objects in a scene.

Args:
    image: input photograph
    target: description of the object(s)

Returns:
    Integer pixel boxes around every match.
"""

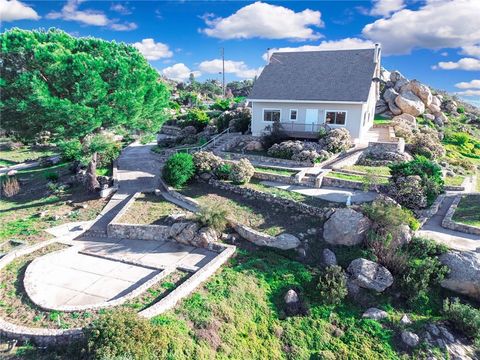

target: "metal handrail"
[175,127,231,154]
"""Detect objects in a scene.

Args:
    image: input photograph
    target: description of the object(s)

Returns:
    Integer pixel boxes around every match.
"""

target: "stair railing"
[175,127,231,154]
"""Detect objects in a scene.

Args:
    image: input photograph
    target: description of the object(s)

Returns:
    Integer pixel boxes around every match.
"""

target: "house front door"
[305,109,318,132]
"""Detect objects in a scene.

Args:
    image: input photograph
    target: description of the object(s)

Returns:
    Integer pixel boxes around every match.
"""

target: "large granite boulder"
[440,251,480,300]
[169,221,200,245]
[434,111,448,127]
[347,258,394,292]
[321,248,337,267]
[323,208,371,246]
[384,88,402,115]
[401,80,432,106]
[395,90,425,116]
[274,233,301,250]
[392,113,416,127]
[401,331,420,348]
[362,307,388,320]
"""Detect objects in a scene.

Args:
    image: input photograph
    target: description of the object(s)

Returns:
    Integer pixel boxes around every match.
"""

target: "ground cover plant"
[0,138,57,167]
[253,166,298,177]
[452,194,480,227]
[325,171,389,184]
[163,153,195,188]
[343,165,391,176]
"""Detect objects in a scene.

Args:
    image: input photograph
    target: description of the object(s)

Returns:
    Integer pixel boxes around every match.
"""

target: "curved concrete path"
[418,194,480,252]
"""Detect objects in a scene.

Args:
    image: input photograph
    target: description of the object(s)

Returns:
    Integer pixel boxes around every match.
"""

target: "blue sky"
[1,0,479,105]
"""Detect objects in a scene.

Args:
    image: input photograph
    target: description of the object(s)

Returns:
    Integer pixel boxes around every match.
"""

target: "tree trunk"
[86,152,100,192]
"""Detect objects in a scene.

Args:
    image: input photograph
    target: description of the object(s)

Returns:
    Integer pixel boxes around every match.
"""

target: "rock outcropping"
[347,258,394,292]
[440,251,480,301]
[323,209,371,246]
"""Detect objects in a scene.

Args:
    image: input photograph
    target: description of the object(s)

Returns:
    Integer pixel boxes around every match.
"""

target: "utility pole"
[221,47,225,98]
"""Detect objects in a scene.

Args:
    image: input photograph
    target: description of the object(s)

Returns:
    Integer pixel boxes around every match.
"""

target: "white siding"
[251,101,365,140]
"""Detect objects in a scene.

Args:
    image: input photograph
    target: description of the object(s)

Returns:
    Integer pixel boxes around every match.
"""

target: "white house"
[248,46,381,142]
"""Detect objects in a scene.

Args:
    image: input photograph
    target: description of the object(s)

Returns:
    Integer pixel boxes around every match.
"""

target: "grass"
[96,167,112,177]
[118,193,193,225]
[452,194,480,227]
[374,115,392,126]
[343,165,391,176]
[245,179,342,209]
[444,175,465,187]
[0,139,57,165]
[253,166,298,177]
[325,171,389,184]
[179,181,320,237]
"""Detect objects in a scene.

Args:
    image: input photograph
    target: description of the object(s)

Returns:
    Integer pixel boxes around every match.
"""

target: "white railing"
[280,122,330,135]
[175,127,231,154]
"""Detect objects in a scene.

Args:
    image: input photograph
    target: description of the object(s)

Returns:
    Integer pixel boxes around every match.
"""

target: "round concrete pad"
[24,248,159,310]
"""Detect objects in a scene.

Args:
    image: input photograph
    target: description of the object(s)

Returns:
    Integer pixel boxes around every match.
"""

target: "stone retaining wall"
[330,150,365,170]
[160,125,182,136]
[322,176,388,192]
[368,139,405,154]
[252,171,297,185]
[442,195,480,235]
[208,179,334,218]
[219,151,310,167]
[415,194,445,227]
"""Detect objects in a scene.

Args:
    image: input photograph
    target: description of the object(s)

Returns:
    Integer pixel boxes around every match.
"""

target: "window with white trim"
[325,111,346,125]
[263,109,281,122]
[289,109,297,121]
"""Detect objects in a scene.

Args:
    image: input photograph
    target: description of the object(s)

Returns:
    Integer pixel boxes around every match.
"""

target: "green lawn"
[254,166,298,177]
[325,171,389,185]
[343,165,391,176]
[373,115,392,126]
[452,194,480,227]
[444,175,465,187]
[96,167,112,176]
[0,140,57,166]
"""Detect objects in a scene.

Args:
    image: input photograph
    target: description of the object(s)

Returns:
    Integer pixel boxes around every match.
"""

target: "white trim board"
[248,98,365,105]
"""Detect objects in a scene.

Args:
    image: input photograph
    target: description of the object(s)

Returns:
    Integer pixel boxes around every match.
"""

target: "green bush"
[86,134,122,168]
[196,202,230,232]
[184,109,210,131]
[405,237,448,259]
[163,153,195,187]
[229,158,255,184]
[457,107,465,114]
[363,200,420,232]
[443,298,480,344]
[215,163,232,180]
[45,172,59,182]
[210,98,232,111]
[317,265,348,305]
[58,139,83,162]
[444,131,471,147]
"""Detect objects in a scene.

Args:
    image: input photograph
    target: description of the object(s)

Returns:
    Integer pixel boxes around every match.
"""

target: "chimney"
[374,43,381,64]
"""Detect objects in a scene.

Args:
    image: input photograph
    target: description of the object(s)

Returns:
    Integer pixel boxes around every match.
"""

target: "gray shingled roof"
[249,48,377,102]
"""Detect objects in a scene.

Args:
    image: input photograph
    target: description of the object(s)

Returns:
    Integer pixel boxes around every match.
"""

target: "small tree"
[229,158,255,184]
[196,202,230,232]
[317,265,348,305]
[163,153,195,188]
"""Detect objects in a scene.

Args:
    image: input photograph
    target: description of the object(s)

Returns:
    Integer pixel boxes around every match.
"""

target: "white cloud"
[198,59,263,79]
[455,79,480,89]
[47,0,137,31]
[362,0,480,55]
[110,3,132,15]
[133,39,173,60]
[263,37,375,61]
[201,2,323,41]
[370,0,405,17]
[0,0,40,21]
[433,58,480,71]
[162,63,201,82]
[455,89,480,96]
[461,45,480,58]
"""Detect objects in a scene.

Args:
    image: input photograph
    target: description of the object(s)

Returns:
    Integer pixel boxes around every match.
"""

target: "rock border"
[442,194,480,235]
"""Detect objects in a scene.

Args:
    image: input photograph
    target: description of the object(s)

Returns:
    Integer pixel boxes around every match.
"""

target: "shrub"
[216,107,251,133]
[214,163,232,180]
[140,133,156,144]
[317,265,348,305]
[365,232,408,274]
[389,175,428,209]
[410,132,445,159]
[211,98,232,111]
[1,176,20,197]
[58,139,83,162]
[184,109,210,131]
[45,172,59,182]
[443,298,480,342]
[457,107,465,114]
[85,134,122,168]
[392,120,414,142]
[163,153,195,187]
[229,158,255,184]
[86,310,170,360]
[319,128,352,153]
[192,151,223,174]
[363,200,420,232]
[261,122,289,149]
[268,140,303,159]
[405,237,448,259]
[196,202,230,232]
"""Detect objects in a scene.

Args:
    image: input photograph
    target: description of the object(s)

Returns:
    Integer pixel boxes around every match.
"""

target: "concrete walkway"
[0,155,61,175]
[418,194,480,252]
[260,181,378,203]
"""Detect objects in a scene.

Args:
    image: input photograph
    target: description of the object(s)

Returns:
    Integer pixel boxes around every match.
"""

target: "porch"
[279,122,328,139]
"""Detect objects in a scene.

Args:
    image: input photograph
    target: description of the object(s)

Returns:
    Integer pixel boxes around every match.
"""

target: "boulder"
[395,90,425,116]
[383,87,399,103]
[394,78,409,92]
[393,224,412,247]
[169,221,200,244]
[347,258,394,292]
[431,95,441,107]
[390,70,407,83]
[284,289,299,304]
[375,99,389,115]
[443,99,458,113]
[321,248,337,267]
[244,140,263,152]
[392,113,416,127]
[423,113,435,122]
[401,331,420,347]
[428,103,441,113]
[400,314,412,325]
[274,233,301,250]
[362,308,388,320]
[323,208,371,246]
[434,112,448,127]
[192,227,218,248]
[380,68,391,82]
[439,251,480,300]
[388,101,402,115]
[402,80,432,106]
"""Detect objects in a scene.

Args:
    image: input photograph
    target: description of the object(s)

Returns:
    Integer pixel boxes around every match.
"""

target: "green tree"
[0,28,169,190]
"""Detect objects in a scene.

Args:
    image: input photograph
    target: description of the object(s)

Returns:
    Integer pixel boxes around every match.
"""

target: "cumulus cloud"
[198,59,263,79]
[362,0,480,55]
[47,0,137,31]
[455,79,480,89]
[461,45,480,58]
[433,58,480,71]
[0,0,40,21]
[455,89,480,96]
[369,0,405,17]
[133,39,173,60]
[201,2,323,41]
[263,37,375,61]
[162,63,201,82]
[110,3,132,15]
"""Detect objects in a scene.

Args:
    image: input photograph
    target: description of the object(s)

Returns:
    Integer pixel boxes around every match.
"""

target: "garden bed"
[179,181,320,238]
[444,175,465,187]
[343,165,391,176]
[0,244,190,329]
[253,166,298,177]
[0,139,57,167]
[325,171,390,185]
[117,193,193,225]
[452,194,480,228]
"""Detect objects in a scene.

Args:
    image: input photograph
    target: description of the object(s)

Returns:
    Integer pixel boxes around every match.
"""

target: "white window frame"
[324,110,347,127]
[262,108,282,123]
[289,109,298,121]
